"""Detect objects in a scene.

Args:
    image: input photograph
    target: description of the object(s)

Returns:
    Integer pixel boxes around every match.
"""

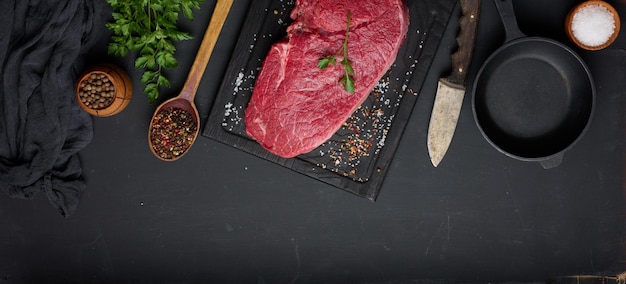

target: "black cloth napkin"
[0,0,106,217]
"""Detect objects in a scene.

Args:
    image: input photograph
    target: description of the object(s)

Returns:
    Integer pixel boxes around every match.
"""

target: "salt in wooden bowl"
[565,0,621,51]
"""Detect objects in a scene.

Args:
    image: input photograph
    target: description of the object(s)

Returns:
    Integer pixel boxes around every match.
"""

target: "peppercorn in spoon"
[148,0,233,161]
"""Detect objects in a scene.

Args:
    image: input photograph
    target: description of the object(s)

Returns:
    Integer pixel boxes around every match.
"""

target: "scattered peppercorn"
[149,107,198,160]
[78,73,116,109]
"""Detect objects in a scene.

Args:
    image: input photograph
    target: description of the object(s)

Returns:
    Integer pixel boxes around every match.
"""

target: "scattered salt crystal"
[373,79,389,93]
[224,102,233,116]
[571,4,615,47]
[234,72,244,93]
[377,135,386,148]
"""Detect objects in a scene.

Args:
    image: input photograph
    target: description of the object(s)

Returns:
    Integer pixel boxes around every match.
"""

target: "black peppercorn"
[78,73,116,110]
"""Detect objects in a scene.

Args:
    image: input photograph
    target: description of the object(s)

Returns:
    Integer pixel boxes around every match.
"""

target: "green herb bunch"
[318,10,355,93]
[105,0,204,103]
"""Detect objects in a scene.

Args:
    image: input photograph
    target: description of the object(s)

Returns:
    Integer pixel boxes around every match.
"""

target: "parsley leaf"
[318,56,336,69]
[105,0,204,103]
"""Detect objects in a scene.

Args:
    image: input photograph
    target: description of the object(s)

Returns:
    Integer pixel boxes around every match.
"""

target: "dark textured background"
[0,0,624,283]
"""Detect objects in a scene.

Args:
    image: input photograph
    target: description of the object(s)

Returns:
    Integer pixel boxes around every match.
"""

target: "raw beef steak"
[245,0,409,158]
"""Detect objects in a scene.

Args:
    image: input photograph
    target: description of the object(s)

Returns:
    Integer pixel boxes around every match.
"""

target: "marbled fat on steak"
[245,0,409,158]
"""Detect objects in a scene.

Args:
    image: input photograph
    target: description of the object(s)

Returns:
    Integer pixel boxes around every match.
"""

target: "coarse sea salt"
[570,4,616,47]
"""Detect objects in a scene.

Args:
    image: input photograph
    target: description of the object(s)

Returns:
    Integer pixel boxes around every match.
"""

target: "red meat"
[245,0,409,158]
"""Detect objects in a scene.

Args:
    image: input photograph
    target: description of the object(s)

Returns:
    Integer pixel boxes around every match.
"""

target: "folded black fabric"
[0,0,106,217]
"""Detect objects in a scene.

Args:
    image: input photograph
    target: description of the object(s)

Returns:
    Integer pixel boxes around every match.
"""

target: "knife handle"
[448,0,481,85]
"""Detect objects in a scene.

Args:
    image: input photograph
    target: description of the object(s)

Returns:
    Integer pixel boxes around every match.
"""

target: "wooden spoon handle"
[180,0,234,100]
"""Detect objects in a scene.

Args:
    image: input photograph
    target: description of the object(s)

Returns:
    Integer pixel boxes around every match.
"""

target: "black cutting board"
[202,0,456,200]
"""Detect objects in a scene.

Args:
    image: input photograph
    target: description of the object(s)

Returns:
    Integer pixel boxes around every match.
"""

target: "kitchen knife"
[427,0,481,167]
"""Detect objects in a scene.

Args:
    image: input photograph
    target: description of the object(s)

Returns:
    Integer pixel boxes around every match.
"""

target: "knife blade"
[427,0,481,167]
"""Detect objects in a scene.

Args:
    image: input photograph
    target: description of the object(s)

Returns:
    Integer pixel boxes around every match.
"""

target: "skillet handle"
[539,153,563,169]
[493,0,526,42]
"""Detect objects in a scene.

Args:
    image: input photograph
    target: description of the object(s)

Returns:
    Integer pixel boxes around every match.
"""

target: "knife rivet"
[458,67,464,73]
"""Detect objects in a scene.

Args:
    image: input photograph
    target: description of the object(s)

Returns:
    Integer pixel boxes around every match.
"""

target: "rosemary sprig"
[318,10,355,93]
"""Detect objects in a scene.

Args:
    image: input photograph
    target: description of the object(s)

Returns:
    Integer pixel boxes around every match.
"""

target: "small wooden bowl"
[75,64,132,117]
[565,0,621,51]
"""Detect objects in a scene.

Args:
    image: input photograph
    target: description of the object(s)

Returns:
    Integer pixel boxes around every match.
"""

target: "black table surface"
[1,0,625,283]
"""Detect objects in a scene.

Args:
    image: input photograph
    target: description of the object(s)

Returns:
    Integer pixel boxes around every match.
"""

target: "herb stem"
[343,11,351,60]
[317,10,355,93]
[147,0,152,31]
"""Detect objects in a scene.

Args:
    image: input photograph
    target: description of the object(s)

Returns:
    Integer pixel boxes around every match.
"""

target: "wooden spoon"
[148,0,234,161]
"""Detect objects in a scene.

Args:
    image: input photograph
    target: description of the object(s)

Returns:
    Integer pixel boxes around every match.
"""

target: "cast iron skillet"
[472,0,595,169]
